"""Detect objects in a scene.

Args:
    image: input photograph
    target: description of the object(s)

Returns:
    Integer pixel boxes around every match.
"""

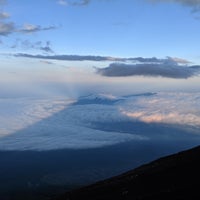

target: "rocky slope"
[57,145,200,200]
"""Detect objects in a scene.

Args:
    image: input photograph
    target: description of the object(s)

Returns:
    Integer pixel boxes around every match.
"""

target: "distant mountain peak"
[74,93,121,105]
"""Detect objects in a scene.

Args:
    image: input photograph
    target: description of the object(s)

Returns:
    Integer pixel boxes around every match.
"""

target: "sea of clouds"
[0,92,200,151]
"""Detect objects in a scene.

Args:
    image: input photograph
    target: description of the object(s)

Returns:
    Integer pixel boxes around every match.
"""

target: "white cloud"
[57,0,90,6]
[18,24,57,33]
[120,92,200,127]
[0,92,200,151]
[0,97,144,151]
[57,0,68,6]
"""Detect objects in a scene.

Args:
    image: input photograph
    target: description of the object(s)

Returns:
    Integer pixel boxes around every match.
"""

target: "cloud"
[14,53,125,61]
[0,91,199,150]
[14,53,197,78]
[18,24,57,34]
[0,2,56,36]
[40,60,54,65]
[167,56,191,64]
[14,53,191,65]
[11,39,54,53]
[0,11,9,19]
[96,61,200,79]
[70,0,90,6]
[120,92,200,128]
[149,0,200,10]
[149,0,200,6]
[57,0,68,6]
[0,16,56,36]
[39,41,54,53]
[0,98,142,150]
[0,21,15,36]
[57,0,90,6]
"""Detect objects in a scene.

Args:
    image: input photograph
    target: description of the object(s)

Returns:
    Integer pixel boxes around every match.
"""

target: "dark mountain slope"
[57,145,200,200]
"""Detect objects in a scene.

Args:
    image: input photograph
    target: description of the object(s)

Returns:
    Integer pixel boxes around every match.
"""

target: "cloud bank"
[96,62,200,79]
[14,53,125,61]
[0,97,143,151]
[14,53,199,79]
[120,92,200,127]
[0,92,200,150]
[14,53,191,64]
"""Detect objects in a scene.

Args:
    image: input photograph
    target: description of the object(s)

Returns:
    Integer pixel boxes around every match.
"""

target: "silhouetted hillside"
[57,145,200,200]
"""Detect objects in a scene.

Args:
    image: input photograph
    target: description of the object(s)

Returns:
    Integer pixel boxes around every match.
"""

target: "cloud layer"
[0,92,200,150]
[0,97,142,150]
[14,53,199,79]
[14,53,125,61]
[97,62,200,79]
[121,92,200,127]
[14,53,191,64]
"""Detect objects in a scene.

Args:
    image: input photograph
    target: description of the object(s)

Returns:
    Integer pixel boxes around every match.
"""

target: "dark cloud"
[96,62,200,79]
[40,41,54,53]
[13,53,192,65]
[14,53,124,61]
[129,56,190,64]
[13,53,199,79]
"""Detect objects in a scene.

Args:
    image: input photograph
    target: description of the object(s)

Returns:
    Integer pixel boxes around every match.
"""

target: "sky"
[1,0,200,151]
[1,0,200,97]
[1,0,200,60]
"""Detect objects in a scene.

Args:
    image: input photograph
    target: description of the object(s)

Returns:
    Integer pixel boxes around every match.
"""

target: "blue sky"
[1,0,200,62]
